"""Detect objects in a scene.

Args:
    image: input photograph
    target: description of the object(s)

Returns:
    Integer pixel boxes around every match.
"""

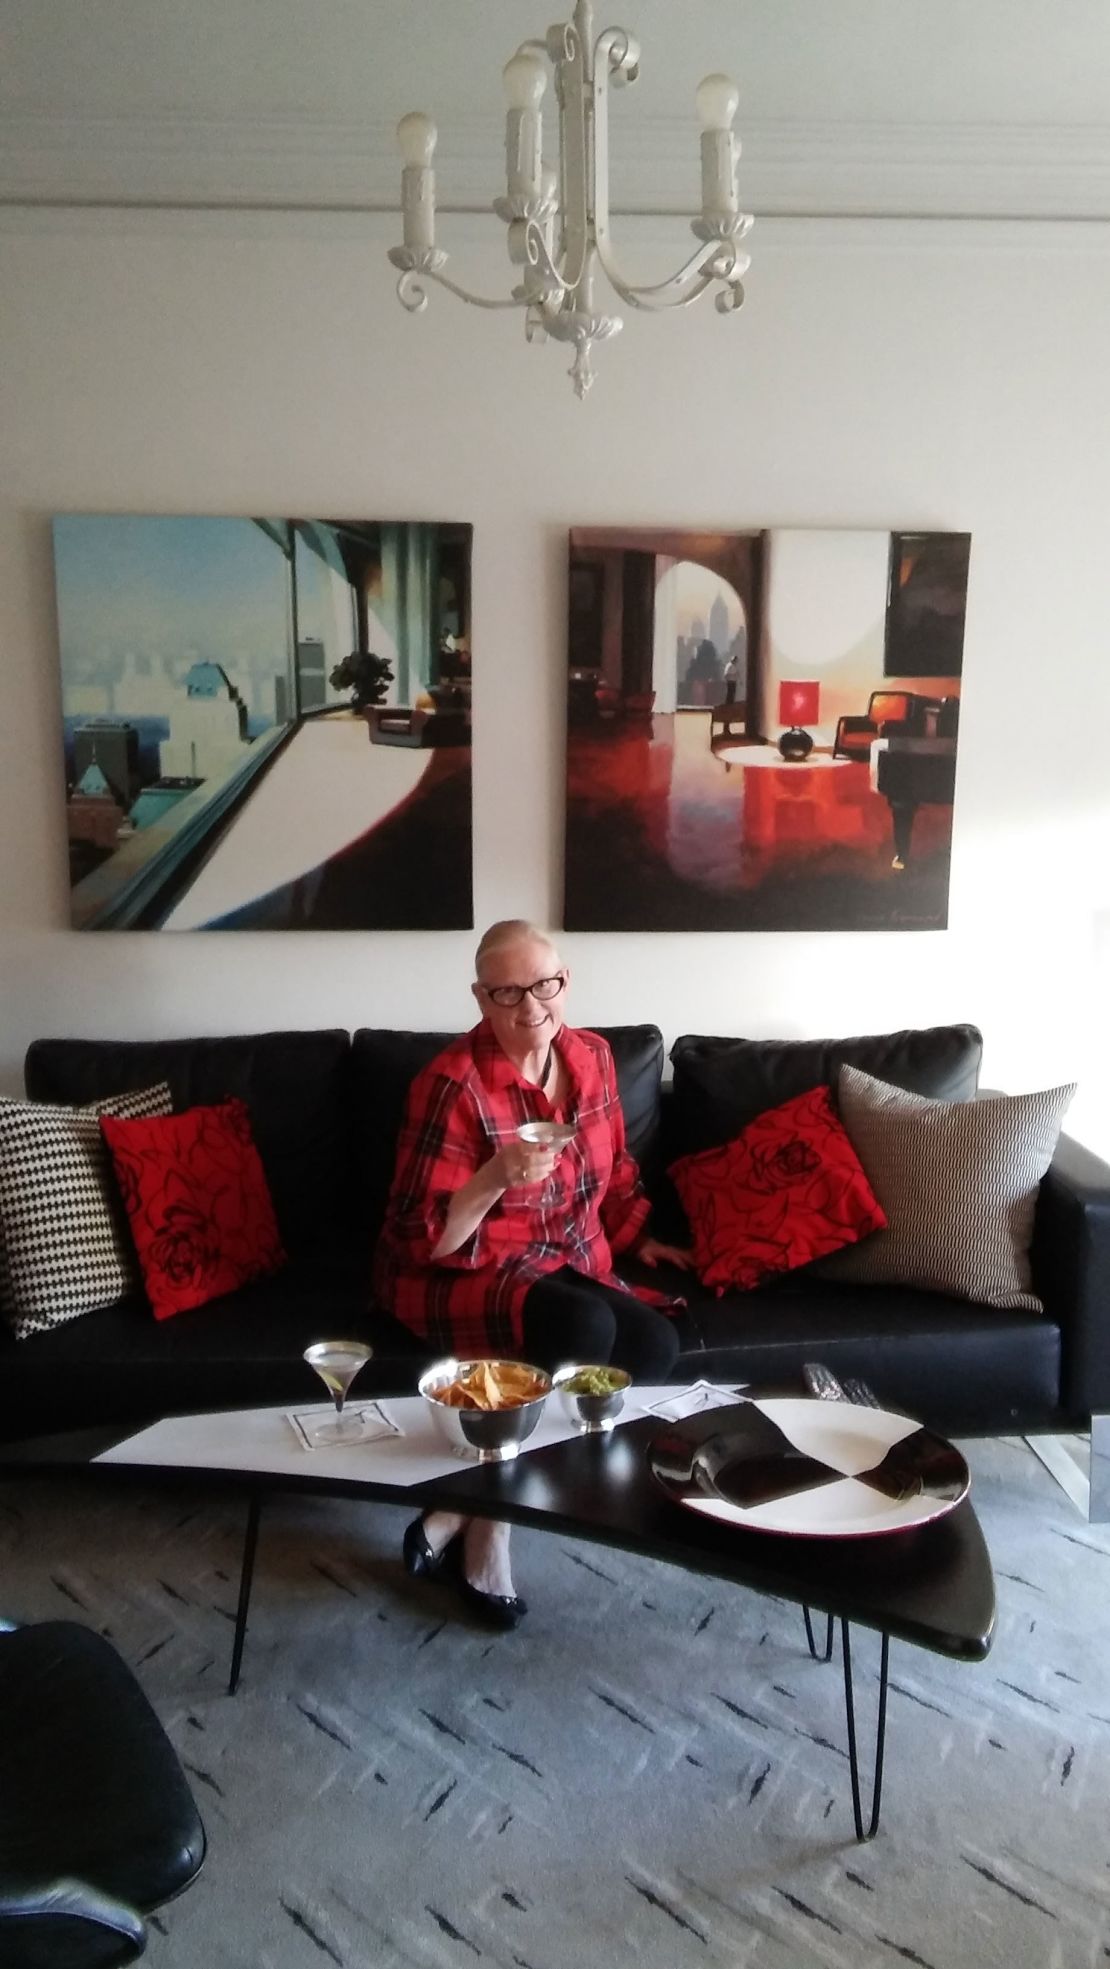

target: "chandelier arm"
[589,26,618,282]
[553,15,590,295]
[395,265,535,314]
[522,222,568,298]
[598,236,750,311]
[591,27,749,314]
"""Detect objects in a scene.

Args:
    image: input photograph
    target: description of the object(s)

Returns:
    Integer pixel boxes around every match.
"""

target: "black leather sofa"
[2,1022,1108,1449]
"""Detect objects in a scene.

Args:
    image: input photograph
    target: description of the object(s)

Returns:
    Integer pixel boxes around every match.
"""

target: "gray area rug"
[2,1435,1108,1969]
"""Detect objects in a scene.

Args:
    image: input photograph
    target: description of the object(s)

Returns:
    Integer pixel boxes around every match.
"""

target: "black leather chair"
[833,690,927,760]
[0,1620,206,1965]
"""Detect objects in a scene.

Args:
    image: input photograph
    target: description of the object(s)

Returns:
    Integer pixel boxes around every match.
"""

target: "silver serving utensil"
[803,1362,845,1401]
[843,1378,882,1408]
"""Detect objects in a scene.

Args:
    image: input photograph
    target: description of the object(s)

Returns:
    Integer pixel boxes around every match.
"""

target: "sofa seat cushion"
[0,1263,426,1442]
[663,1274,1061,1434]
[24,1032,354,1267]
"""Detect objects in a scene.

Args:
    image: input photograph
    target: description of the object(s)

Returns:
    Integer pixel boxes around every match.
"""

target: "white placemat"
[644,1381,750,1421]
[92,1386,713,1489]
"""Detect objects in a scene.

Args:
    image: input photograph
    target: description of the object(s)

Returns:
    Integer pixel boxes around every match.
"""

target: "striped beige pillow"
[820,1066,1075,1311]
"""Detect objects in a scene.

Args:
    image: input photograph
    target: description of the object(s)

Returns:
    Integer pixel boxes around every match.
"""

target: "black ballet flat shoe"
[402,1516,452,1579]
[456,1572,528,1631]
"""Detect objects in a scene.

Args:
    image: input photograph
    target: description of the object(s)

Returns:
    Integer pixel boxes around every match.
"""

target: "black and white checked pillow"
[821,1066,1075,1311]
[0,1083,173,1341]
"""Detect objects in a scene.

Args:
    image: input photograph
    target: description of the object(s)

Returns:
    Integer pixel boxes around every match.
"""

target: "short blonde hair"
[474,918,560,980]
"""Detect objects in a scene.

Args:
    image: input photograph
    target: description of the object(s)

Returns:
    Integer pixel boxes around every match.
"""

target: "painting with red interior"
[564,526,969,932]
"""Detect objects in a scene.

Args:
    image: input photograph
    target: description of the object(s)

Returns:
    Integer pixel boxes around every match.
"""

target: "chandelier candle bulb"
[696,74,740,220]
[397,112,438,252]
[696,72,740,133]
[503,49,547,200]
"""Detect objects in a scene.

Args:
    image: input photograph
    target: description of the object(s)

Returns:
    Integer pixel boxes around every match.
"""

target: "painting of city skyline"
[564,524,970,932]
[52,514,473,930]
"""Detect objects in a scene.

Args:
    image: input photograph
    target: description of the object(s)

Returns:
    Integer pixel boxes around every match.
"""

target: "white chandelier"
[388,0,753,399]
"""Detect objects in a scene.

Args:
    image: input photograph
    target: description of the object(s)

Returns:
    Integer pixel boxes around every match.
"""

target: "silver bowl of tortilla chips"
[419,1357,552,1462]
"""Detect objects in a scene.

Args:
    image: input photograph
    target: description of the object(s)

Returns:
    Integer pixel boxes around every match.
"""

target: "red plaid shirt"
[372,1021,665,1356]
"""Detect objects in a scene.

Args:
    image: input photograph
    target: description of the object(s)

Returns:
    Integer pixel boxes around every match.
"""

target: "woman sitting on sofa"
[373,917,689,1628]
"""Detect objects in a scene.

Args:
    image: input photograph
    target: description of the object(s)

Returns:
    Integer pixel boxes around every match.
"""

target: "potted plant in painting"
[329,650,394,711]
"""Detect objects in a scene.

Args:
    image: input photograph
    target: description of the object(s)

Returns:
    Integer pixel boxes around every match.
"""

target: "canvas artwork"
[52,515,473,930]
[564,525,970,932]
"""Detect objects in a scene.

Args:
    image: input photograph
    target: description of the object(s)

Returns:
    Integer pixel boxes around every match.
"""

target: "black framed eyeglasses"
[482,973,566,1008]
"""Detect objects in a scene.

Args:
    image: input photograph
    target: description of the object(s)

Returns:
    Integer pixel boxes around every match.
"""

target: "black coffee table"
[0,1404,996,1842]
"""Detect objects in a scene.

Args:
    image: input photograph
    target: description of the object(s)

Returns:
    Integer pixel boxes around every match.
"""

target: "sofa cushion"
[24,1033,353,1266]
[821,1066,1075,1311]
[667,1023,984,1162]
[0,1082,173,1341]
[351,1024,665,1247]
[662,1273,1062,1434]
[668,1085,886,1291]
[101,1098,287,1319]
[0,1261,427,1441]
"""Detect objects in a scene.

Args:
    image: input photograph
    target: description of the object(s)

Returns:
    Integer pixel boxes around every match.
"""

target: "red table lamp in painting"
[778,680,820,761]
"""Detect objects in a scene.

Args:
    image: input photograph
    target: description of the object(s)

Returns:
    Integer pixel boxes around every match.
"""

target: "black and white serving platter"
[649,1396,970,1538]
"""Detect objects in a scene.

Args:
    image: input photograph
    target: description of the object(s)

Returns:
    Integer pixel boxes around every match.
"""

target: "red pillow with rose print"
[100,1098,287,1319]
[668,1084,886,1294]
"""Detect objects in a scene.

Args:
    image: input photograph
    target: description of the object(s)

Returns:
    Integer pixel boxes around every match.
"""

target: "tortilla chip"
[431,1360,547,1411]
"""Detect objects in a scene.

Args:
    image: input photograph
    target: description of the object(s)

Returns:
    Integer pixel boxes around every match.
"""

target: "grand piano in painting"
[872,737,957,871]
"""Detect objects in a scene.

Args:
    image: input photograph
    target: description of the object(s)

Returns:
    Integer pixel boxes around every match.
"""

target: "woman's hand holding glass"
[493,1137,560,1189]
[431,1124,569,1260]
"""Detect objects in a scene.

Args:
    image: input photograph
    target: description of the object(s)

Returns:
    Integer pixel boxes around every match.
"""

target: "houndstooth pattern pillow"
[820,1066,1075,1311]
[0,1083,173,1340]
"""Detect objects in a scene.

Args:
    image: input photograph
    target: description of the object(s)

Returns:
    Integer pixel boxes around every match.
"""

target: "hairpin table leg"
[841,1621,889,1840]
[803,1604,835,1661]
[229,1491,262,1696]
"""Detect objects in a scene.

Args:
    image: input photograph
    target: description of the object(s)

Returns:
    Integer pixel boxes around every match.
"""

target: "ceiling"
[3,0,1110,218]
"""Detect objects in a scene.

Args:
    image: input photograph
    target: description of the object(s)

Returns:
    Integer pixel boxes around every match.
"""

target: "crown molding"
[3,109,1110,221]
[3,208,1107,262]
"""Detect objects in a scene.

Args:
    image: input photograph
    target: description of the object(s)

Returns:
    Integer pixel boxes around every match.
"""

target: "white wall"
[763,527,889,746]
[1,206,1109,1154]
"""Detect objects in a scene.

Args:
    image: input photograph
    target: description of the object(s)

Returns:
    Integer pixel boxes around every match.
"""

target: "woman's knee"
[610,1305,681,1381]
[521,1284,618,1370]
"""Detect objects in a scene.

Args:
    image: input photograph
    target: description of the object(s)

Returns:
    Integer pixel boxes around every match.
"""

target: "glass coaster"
[286,1401,403,1453]
[644,1381,750,1423]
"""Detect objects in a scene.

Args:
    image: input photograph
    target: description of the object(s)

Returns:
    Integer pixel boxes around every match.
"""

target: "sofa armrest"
[1031,1130,1110,1419]
[0,1877,146,1963]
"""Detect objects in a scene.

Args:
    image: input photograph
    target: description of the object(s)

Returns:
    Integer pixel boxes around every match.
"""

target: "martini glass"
[302,1340,374,1446]
[516,1119,576,1151]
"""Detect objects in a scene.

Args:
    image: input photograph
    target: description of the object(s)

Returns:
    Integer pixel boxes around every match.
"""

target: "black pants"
[521,1267,680,1381]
